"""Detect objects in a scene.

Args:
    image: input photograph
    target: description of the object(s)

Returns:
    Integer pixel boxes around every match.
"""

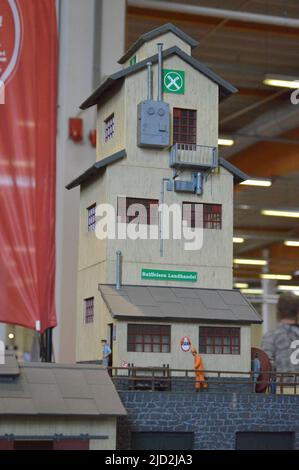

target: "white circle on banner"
[0,0,22,85]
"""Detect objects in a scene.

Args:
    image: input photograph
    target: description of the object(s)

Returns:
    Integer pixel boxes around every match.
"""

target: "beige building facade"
[68,24,261,372]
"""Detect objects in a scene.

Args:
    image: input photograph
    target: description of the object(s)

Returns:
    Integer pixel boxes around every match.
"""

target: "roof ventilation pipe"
[157,43,163,102]
[147,62,152,101]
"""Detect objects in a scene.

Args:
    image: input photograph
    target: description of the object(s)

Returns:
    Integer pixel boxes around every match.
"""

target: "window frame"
[117,197,159,225]
[87,203,96,232]
[173,108,197,145]
[104,113,115,142]
[127,324,171,353]
[182,202,222,230]
[84,297,94,324]
[199,326,240,355]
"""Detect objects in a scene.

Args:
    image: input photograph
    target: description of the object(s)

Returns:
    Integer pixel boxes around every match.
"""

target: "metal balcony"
[169,143,218,169]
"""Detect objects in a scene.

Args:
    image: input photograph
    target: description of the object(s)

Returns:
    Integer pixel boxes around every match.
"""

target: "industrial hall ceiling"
[126,0,299,290]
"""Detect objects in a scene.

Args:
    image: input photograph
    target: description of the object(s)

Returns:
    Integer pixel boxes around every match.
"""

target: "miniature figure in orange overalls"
[191,347,208,391]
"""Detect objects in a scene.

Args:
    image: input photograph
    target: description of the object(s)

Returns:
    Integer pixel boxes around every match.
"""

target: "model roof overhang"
[0,355,126,417]
[66,149,126,190]
[66,150,247,190]
[118,22,199,64]
[98,284,262,324]
[80,46,237,110]
[219,157,248,184]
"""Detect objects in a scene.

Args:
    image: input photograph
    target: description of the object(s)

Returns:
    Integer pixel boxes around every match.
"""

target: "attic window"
[104,114,115,142]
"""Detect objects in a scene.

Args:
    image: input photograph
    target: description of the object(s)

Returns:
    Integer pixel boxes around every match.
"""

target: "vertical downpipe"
[160,178,170,257]
[116,250,122,290]
[157,43,163,101]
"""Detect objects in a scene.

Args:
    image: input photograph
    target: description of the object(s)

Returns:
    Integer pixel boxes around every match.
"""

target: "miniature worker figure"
[191,347,208,391]
[252,353,261,392]
[101,339,112,367]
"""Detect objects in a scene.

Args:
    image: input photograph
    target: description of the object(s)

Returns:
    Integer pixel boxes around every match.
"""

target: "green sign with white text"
[163,69,185,94]
[141,269,197,282]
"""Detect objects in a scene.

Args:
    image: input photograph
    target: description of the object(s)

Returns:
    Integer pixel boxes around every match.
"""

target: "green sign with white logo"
[141,269,197,282]
[163,69,185,94]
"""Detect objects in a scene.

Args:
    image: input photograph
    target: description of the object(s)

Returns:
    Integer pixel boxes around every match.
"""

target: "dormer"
[118,23,198,67]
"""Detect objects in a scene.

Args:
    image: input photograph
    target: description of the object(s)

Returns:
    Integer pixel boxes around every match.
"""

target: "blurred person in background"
[262,293,299,385]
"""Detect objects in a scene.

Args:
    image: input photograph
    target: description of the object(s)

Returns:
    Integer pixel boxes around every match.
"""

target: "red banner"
[0,0,57,332]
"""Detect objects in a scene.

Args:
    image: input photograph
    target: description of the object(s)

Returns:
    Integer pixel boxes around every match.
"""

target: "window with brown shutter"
[117,197,159,225]
[127,324,171,353]
[183,202,222,230]
[199,327,240,355]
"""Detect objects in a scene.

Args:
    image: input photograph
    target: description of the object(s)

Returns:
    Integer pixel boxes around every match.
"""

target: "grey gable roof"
[0,354,126,417]
[80,46,237,110]
[66,150,247,190]
[66,149,126,190]
[98,284,262,324]
[118,22,199,64]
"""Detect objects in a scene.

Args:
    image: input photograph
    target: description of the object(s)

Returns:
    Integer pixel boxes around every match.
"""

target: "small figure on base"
[191,347,208,392]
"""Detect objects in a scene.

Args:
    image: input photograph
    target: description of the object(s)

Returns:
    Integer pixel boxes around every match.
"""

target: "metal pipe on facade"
[129,0,299,29]
[116,250,122,290]
[160,178,170,257]
[147,62,152,101]
[157,43,163,102]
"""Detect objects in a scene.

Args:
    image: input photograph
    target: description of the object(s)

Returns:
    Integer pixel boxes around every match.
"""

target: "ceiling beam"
[233,242,299,276]
[229,128,299,177]
[127,5,299,38]
[237,88,288,99]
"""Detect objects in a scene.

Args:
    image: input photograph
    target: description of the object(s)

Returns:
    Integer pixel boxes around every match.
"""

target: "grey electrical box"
[137,100,170,148]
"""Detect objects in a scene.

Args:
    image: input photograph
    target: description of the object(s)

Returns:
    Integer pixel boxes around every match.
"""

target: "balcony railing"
[169,143,218,169]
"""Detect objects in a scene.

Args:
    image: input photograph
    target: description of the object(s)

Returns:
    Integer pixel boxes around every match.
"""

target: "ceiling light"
[240,178,272,187]
[218,138,234,146]
[263,75,299,89]
[261,274,292,281]
[233,237,244,243]
[234,258,267,266]
[261,209,299,218]
[8,333,14,340]
[284,240,299,247]
[234,282,249,289]
[278,285,299,291]
[241,288,263,295]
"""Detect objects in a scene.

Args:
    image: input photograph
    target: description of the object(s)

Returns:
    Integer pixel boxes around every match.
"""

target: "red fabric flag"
[0,0,58,332]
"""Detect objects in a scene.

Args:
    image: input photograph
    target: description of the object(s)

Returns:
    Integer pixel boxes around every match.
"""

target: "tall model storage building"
[67,24,261,372]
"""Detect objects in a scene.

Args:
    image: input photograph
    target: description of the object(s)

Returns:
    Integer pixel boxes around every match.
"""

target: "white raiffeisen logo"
[0,0,22,85]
